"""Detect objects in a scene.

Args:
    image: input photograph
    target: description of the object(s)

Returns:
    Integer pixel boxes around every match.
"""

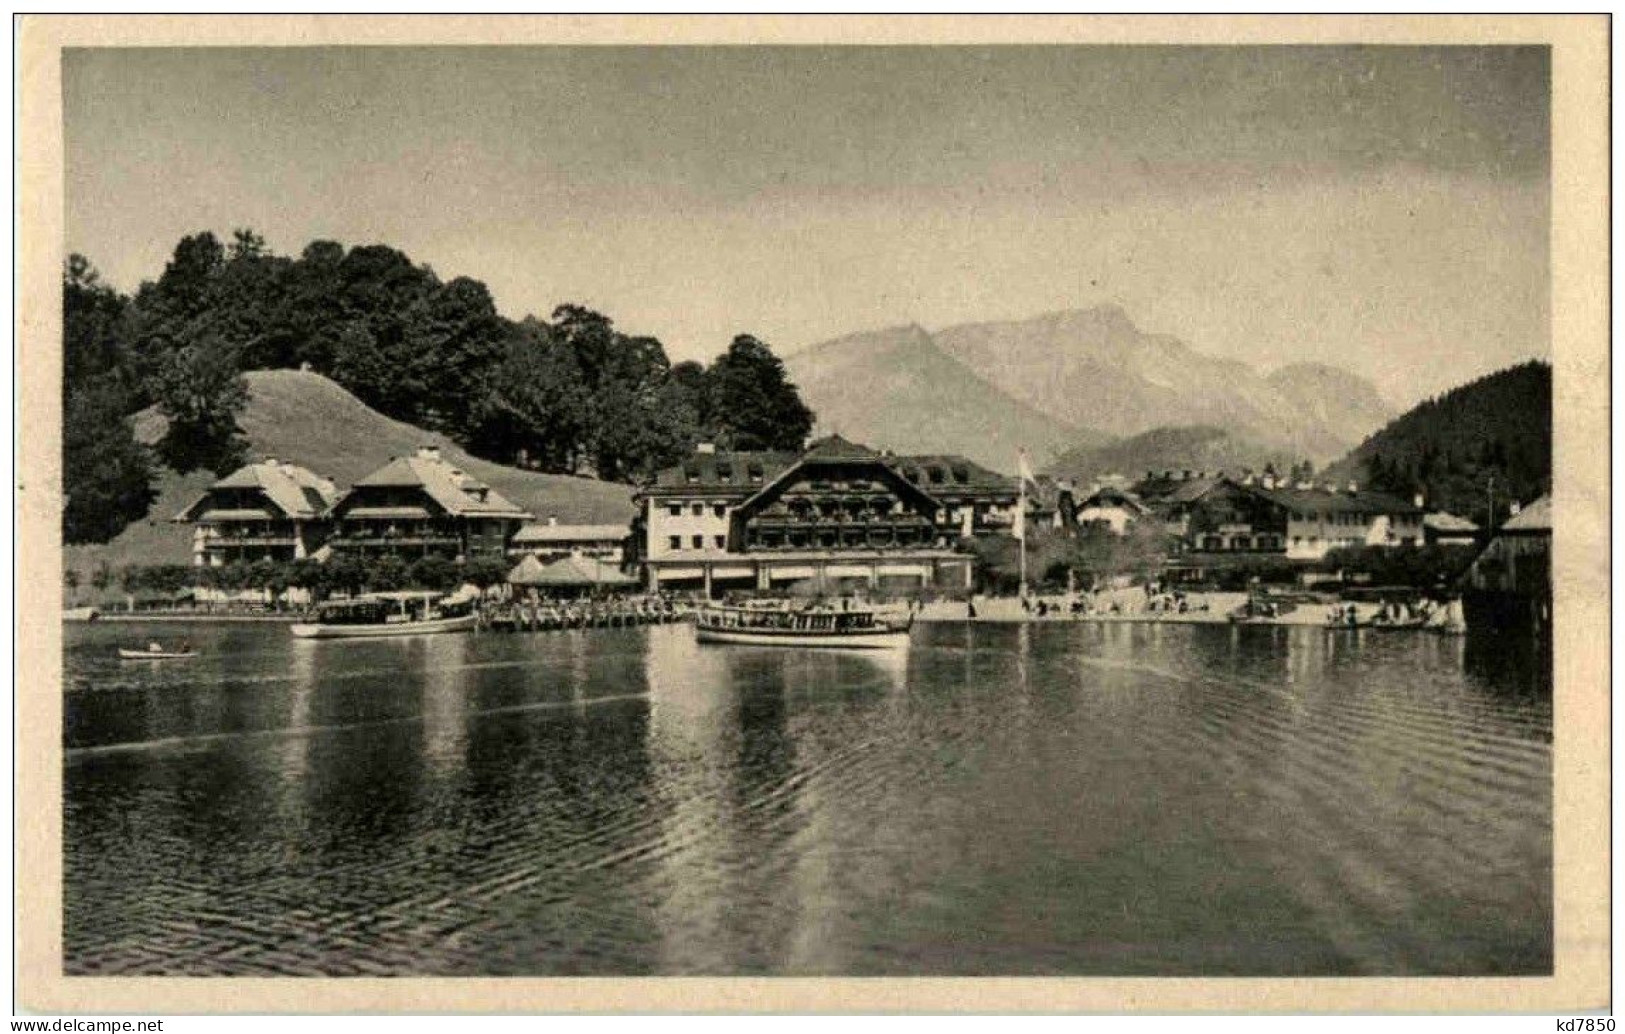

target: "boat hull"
[118,649,197,660]
[290,613,478,639]
[694,625,910,650]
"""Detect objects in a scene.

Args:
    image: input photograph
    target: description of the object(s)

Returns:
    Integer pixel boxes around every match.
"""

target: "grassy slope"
[66,369,635,581]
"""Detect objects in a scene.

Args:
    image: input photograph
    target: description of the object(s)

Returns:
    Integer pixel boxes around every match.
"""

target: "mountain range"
[785,306,1395,473]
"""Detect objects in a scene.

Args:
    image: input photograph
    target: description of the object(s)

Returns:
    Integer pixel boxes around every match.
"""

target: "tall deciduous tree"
[705,334,815,451]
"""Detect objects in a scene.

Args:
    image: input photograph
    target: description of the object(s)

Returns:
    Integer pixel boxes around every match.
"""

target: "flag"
[1013,449,1033,541]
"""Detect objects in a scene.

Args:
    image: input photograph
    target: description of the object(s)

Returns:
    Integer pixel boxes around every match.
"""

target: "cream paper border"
[15,14,1610,1014]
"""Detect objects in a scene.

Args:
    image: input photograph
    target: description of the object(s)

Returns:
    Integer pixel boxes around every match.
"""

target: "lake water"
[63,619,1551,976]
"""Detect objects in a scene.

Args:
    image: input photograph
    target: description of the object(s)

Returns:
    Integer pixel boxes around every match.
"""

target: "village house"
[326,446,531,561]
[509,516,631,564]
[1074,484,1152,535]
[635,435,1022,596]
[1462,495,1551,638]
[1146,473,1424,562]
[1424,511,1481,547]
[174,458,340,567]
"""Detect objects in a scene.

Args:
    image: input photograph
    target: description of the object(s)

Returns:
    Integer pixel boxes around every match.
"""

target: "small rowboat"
[118,648,198,660]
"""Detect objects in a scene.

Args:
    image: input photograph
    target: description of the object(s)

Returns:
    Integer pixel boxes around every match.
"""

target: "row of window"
[668,535,727,551]
[666,502,730,518]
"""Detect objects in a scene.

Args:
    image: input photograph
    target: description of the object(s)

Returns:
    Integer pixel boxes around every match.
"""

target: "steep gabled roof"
[1500,495,1551,533]
[350,454,529,517]
[175,460,339,521]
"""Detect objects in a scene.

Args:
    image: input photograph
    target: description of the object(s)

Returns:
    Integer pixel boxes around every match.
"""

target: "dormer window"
[716,464,733,482]
[927,466,945,484]
[684,464,700,484]
[747,462,764,483]
[951,465,969,484]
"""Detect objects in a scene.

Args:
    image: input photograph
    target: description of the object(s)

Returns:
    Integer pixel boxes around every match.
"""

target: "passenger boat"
[291,590,478,640]
[694,601,913,649]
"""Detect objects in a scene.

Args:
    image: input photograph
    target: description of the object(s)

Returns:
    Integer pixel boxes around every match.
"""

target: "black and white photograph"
[17,14,1610,1016]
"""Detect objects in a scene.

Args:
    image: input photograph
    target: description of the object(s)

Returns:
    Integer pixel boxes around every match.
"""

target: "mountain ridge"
[783,323,1093,473]
[790,306,1394,466]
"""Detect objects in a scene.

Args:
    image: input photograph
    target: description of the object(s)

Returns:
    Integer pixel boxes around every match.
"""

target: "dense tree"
[409,554,460,592]
[704,334,815,450]
[63,255,135,400]
[1328,361,1549,526]
[149,340,250,475]
[368,554,410,592]
[62,382,158,544]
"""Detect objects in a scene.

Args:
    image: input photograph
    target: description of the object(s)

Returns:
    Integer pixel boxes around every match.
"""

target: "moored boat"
[291,590,478,639]
[118,646,198,660]
[64,606,99,622]
[694,601,912,649]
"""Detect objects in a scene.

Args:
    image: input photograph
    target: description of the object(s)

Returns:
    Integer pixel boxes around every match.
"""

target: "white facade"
[646,497,733,560]
[1284,510,1423,560]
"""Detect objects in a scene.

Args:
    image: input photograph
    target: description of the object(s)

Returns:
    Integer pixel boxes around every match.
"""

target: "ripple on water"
[63,621,1551,976]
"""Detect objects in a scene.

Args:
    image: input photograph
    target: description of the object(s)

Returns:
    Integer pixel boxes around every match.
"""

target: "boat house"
[174,458,340,567]
[636,436,1021,596]
[326,446,531,561]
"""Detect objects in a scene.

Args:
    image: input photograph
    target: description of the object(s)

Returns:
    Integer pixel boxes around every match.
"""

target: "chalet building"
[174,458,339,567]
[1075,485,1151,535]
[510,517,631,564]
[327,446,530,561]
[1152,475,1423,561]
[1424,511,1481,547]
[636,435,1020,596]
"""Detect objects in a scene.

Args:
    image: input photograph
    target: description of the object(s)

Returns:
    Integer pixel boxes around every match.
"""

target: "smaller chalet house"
[326,446,531,561]
[174,458,340,567]
[510,517,631,564]
[1150,475,1424,562]
[1075,485,1152,535]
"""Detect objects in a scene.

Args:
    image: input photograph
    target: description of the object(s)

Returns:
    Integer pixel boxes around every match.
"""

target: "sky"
[63,45,1549,406]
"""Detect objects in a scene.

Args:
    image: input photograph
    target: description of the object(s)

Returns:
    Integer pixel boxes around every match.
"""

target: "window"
[668,536,681,550]
[747,462,764,483]
[684,464,700,484]
[691,534,704,549]
[713,535,726,549]
[691,503,703,516]
[712,504,726,518]
[716,464,732,482]
[667,504,681,517]
[927,466,945,484]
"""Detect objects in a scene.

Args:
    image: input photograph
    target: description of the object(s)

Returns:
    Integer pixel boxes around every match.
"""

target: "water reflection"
[64,619,1550,976]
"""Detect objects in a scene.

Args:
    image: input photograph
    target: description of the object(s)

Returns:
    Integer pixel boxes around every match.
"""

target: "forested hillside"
[1325,361,1551,526]
[63,230,816,545]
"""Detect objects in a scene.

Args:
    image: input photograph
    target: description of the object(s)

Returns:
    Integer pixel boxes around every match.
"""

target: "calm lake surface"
[64,619,1551,976]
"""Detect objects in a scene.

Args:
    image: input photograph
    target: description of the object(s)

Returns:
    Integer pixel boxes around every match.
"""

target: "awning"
[508,554,638,588]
